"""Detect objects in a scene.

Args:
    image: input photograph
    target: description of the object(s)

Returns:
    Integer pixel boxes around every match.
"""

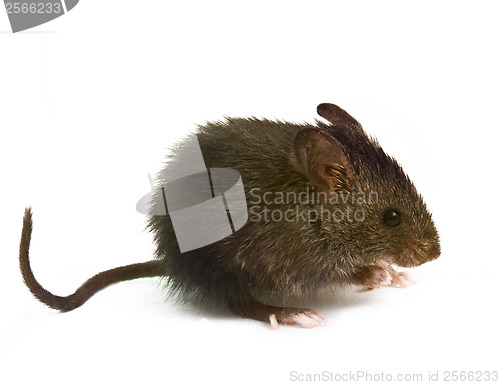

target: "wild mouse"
[19,103,440,329]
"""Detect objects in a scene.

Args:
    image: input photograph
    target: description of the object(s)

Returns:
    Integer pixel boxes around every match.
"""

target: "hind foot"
[228,294,326,329]
[269,308,326,330]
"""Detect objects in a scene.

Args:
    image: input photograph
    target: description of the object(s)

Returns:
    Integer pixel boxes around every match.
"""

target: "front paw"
[390,271,416,288]
[353,265,392,290]
[353,263,416,290]
[376,260,417,288]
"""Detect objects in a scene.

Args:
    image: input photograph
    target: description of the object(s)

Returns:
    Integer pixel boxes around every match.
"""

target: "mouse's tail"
[19,207,164,312]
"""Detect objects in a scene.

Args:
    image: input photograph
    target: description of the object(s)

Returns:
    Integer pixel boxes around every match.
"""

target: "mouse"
[19,103,441,329]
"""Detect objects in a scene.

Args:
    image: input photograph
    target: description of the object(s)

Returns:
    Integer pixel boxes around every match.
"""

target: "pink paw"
[390,271,417,288]
[377,260,416,288]
[269,308,326,330]
[357,262,416,290]
[361,266,392,290]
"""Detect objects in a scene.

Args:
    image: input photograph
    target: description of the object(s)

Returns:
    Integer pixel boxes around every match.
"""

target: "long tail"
[19,207,163,312]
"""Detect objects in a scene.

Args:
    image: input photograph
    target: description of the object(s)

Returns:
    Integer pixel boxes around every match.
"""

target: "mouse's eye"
[383,210,400,227]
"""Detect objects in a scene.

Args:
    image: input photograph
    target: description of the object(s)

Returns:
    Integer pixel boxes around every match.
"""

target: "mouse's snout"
[426,244,441,262]
[420,225,441,263]
[394,237,440,267]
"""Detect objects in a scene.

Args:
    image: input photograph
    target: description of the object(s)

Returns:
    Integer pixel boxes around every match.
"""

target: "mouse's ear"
[294,128,352,192]
[317,103,362,131]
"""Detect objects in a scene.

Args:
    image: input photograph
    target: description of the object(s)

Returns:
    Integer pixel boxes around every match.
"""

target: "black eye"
[383,210,400,227]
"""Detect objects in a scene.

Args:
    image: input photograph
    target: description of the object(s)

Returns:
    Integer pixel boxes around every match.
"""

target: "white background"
[1,1,499,384]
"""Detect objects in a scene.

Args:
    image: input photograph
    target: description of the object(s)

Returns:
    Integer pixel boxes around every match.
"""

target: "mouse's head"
[293,103,440,268]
